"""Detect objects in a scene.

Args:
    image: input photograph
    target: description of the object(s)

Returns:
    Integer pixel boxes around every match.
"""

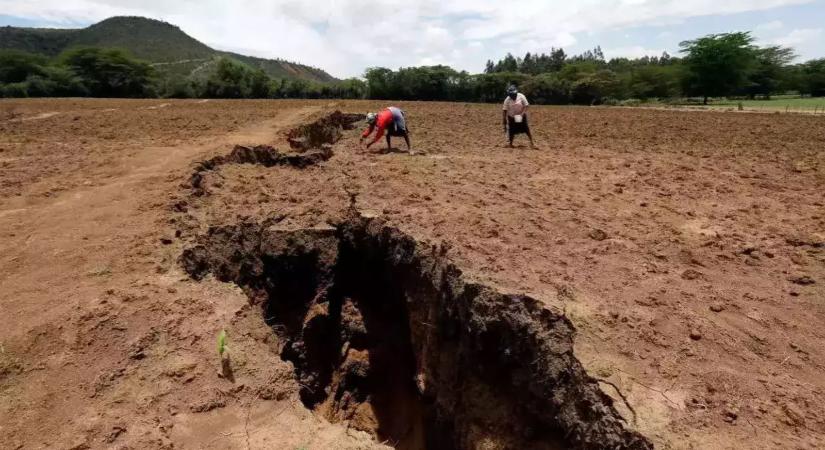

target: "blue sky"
[1,0,823,78]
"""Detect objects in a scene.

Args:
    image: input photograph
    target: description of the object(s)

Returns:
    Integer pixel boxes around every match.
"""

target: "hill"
[0,16,336,82]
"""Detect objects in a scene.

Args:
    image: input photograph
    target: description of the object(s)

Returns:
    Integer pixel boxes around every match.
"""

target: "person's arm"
[502,99,509,131]
[367,123,386,147]
[360,125,374,141]
[520,94,529,112]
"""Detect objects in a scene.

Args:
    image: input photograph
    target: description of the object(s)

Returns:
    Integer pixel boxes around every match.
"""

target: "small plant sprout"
[216,329,234,380]
[217,330,228,357]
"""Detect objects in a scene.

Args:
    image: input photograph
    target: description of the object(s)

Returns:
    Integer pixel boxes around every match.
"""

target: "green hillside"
[224,52,336,84]
[0,16,336,82]
[0,27,76,55]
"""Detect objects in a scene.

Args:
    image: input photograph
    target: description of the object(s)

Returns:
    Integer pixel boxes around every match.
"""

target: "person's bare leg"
[526,129,536,148]
[386,134,391,152]
[403,132,413,154]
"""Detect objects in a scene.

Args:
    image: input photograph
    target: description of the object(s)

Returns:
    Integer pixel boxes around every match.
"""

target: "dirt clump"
[181,215,652,450]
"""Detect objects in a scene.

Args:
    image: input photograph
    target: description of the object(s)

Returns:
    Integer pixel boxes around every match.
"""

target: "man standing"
[502,85,536,148]
[361,106,413,155]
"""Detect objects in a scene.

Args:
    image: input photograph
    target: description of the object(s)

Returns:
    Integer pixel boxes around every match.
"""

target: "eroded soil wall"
[186,111,364,196]
[181,216,652,450]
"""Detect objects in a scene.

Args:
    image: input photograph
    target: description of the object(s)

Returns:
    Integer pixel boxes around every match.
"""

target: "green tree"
[571,70,619,104]
[472,72,531,103]
[0,50,87,97]
[679,32,758,104]
[497,53,519,72]
[248,68,271,98]
[484,60,495,74]
[0,50,48,83]
[203,57,250,98]
[779,64,805,93]
[390,65,461,100]
[284,78,310,98]
[60,47,156,97]
[548,48,567,72]
[269,78,287,98]
[521,73,571,104]
[364,67,395,99]
[330,78,367,99]
[625,65,683,99]
[745,45,795,99]
[570,46,606,64]
[160,77,197,98]
[520,52,538,74]
[558,60,600,82]
[801,58,825,97]
[43,66,88,95]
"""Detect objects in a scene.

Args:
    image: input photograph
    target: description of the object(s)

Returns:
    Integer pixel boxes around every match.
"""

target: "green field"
[696,96,825,112]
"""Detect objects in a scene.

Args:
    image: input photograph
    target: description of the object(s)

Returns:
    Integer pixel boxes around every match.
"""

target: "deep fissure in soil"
[286,111,365,151]
[181,217,652,450]
[186,111,364,196]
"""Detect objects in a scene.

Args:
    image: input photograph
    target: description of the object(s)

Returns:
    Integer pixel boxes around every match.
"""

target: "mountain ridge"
[0,16,337,82]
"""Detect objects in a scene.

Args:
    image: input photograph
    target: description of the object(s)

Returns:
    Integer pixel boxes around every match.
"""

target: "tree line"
[2,31,824,103]
[0,47,367,99]
[369,33,824,105]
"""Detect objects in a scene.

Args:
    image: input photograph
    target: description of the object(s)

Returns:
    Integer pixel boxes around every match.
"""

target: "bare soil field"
[1,98,824,450]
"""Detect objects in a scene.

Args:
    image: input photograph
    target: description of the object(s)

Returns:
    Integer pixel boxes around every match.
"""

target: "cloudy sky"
[1,0,823,78]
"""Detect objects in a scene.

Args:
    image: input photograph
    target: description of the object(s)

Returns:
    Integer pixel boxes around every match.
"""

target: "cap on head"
[507,85,518,99]
[366,112,377,124]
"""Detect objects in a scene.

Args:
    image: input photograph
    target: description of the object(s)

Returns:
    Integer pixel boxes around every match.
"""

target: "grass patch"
[710,97,825,110]
[631,96,825,113]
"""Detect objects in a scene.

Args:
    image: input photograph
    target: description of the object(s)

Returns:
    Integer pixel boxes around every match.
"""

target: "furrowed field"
[1,99,824,449]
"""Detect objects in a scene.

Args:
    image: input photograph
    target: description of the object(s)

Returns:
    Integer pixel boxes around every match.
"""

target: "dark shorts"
[388,125,407,137]
[508,114,530,139]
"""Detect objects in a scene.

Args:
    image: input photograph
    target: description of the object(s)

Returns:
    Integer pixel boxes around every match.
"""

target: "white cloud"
[755,20,784,32]
[0,0,816,77]
[603,46,666,59]
[772,27,822,47]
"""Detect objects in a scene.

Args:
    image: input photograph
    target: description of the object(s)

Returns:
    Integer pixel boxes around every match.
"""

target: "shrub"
[1,82,29,98]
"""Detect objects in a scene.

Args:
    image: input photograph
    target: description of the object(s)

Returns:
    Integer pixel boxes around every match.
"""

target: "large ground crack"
[186,111,363,196]
[180,215,652,450]
[286,111,365,151]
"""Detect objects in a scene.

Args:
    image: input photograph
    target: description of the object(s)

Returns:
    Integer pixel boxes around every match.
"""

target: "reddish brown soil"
[1,99,824,449]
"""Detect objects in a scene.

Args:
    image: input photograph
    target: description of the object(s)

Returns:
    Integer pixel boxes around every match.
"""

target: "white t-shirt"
[503,93,529,117]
